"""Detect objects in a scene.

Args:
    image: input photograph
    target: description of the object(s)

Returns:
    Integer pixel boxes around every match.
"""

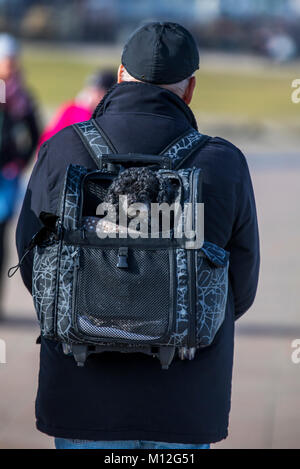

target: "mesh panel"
[86,180,108,201]
[75,248,170,342]
[82,178,111,217]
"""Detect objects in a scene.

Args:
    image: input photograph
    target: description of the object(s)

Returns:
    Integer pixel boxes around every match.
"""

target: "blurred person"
[16,23,260,449]
[265,29,297,62]
[37,71,116,150]
[0,34,39,318]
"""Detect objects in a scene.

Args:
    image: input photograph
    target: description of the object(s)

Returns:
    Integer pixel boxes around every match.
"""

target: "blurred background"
[0,0,299,449]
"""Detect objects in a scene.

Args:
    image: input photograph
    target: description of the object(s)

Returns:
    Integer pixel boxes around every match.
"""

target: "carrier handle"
[100,154,172,169]
[74,120,173,170]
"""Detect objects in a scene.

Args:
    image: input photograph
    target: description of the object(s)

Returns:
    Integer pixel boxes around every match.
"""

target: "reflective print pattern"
[75,120,111,166]
[164,130,205,167]
[32,244,59,337]
[60,165,87,230]
[196,251,229,346]
[168,248,189,346]
[56,244,80,342]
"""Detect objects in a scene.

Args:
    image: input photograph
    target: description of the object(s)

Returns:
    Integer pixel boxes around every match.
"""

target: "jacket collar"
[93,81,198,130]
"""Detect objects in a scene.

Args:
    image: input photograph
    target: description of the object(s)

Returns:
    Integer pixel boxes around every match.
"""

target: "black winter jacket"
[16,82,260,444]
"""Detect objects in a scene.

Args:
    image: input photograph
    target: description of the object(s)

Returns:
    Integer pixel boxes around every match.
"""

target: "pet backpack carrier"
[23,120,229,369]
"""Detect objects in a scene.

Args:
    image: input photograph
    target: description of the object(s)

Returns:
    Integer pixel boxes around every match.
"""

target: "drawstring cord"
[8,212,61,278]
[8,247,32,278]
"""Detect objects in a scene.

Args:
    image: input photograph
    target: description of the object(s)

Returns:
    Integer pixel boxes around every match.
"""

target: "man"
[16,22,260,449]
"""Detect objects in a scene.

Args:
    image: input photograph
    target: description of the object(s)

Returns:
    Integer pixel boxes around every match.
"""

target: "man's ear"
[182,76,196,105]
[118,64,124,83]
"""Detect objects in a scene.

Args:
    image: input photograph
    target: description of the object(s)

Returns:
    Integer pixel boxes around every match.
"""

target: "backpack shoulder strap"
[74,120,209,170]
[160,129,210,169]
[73,119,116,169]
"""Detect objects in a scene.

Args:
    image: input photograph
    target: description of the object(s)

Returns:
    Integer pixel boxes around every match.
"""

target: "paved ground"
[0,152,299,449]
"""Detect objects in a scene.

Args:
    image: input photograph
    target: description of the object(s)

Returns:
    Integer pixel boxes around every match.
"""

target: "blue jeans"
[55,438,210,449]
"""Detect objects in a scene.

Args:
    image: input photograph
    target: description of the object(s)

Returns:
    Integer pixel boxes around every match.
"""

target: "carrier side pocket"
[32,243,59,338]
[196,241,229,347]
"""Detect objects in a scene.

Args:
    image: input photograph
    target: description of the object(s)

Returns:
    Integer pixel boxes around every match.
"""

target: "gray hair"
[120,67,192,99]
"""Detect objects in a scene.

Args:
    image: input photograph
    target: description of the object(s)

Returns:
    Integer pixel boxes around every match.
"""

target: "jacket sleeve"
[227,154,260,320]
[16,142,50,293]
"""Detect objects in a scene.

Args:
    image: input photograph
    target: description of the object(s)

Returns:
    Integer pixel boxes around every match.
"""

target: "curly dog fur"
[104,167,176,208]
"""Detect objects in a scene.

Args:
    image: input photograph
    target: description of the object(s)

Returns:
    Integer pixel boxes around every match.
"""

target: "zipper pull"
[117,247,129,269]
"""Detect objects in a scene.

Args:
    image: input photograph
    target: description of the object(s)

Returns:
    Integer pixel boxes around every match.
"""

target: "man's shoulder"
[203,135,247,163]
[186,133,251,197]
[192,133,249,174]
[36,121,97,196]
[45,123,78,149]
[40,121,92,168]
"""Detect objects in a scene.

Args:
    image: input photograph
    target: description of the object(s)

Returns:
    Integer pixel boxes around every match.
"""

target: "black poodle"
[83,167,178,234]
[104,167,176,209]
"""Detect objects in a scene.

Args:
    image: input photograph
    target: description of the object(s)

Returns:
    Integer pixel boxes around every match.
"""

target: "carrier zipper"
[187,170,197,350]
[187,251,196,349]
[71,249,81,320]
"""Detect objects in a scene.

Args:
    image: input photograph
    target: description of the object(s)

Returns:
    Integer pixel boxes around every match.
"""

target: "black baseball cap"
[121,22,199,85]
